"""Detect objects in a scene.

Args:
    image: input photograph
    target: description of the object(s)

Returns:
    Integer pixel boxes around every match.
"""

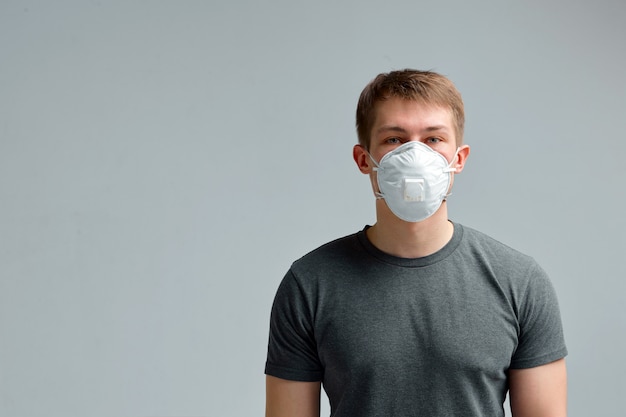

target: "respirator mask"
[370,141,459,222]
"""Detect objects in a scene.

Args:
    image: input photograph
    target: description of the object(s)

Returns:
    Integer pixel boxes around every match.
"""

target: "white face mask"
[370,141,459,222]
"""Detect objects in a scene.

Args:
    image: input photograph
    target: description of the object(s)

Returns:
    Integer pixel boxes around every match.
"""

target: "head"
[356,69,465,150]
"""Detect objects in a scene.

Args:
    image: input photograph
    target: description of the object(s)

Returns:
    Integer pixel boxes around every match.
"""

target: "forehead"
[371,98,454,132]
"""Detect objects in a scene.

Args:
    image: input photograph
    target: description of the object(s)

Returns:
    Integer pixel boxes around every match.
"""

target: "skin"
[266,97,567,417]
[509,358,568,417]
[266,376,320,417]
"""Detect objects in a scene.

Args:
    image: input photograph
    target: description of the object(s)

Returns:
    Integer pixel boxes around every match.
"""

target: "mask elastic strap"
[441,147,461,200]
[366,152,385,199]
[443,147,461,173]
[367,151,381,170]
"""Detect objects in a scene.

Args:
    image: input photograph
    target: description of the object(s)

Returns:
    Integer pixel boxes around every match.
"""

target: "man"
[265,69,567,416]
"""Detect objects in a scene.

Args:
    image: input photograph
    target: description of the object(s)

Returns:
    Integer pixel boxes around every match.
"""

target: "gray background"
[1,1,624,416]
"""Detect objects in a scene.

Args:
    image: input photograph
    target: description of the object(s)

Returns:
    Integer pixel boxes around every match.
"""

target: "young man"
[265,69,567,417]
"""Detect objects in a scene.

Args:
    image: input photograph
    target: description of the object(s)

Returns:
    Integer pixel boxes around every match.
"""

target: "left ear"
[451,144,470,173]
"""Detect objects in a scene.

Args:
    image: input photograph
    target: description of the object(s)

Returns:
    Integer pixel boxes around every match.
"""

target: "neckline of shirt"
[356,222,464,268]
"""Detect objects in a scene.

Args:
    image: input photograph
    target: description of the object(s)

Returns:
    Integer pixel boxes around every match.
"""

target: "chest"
[314,271,519,381]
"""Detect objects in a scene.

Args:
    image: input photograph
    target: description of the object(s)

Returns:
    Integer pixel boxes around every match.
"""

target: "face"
[353,97,470,192]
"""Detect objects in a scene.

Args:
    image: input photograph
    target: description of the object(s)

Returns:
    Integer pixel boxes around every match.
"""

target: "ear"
[353,144,373,174]
[452,144,470,173]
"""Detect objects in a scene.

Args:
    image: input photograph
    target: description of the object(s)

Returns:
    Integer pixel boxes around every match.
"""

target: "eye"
[385,137,402,144]
[425,137,442,144]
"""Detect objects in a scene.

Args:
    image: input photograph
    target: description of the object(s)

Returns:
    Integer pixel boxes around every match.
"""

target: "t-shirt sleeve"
[509,261,568,369]
[265,269,323,381]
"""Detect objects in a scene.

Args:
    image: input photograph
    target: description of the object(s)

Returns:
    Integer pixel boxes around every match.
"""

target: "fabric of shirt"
[265,223,567,416]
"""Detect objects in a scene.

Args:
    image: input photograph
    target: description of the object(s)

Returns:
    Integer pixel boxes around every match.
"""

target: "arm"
[508,358,567,417]
[266,375,321,417]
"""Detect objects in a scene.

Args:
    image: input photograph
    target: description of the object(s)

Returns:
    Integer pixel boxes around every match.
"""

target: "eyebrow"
[376,125,449,134]
[376,125,407,134]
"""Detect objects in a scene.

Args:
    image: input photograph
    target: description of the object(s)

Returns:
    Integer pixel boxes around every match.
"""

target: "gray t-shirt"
[265,223,567,416]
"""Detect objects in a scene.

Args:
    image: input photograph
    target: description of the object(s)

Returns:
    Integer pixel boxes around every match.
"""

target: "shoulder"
[291,230,364,271]
[459,224,528,254]
[454,223,552,298]
[271,229,369,313]
[456,224,538,268]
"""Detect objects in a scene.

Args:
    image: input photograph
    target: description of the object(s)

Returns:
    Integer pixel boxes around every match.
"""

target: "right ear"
[353,144,373,174]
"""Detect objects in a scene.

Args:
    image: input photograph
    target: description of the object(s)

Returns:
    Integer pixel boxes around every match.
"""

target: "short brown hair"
[356,69,465,149]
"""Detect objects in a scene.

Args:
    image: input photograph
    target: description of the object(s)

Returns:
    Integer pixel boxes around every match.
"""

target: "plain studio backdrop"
[1,1,624,416]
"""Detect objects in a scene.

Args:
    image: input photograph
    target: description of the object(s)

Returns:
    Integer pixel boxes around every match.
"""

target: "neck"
[367,201,454,258]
